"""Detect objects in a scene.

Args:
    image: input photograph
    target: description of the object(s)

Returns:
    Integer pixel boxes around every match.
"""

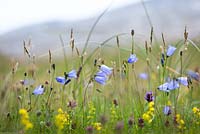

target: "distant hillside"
[0,0,200,56]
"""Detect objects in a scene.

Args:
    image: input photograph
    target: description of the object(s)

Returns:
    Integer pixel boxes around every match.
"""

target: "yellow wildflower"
[55,108,71,131]
[192,107,199,114]
[142,113,151,121]
[175,114,186,130]
[87,102,96,121]
[148,102,154,108]
[142,101,155,124]
[192,106,200,125]
[149,107,155,112]
[167,101,172,106]
[110,103,118,121]
[19,108,33,130]
[93,122,102,131]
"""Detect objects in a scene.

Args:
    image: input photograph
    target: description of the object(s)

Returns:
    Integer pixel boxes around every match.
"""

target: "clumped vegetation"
[0,26,200,134]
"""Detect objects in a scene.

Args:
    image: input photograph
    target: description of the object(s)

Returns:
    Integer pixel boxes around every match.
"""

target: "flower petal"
[56,76,66,85]
[68,70,77,79]
[167,80,179,90]
[100,65,113,76]
[94,76,107,85]
[158,82,169,92]
[166,45,176,57]
[177,77,188,86]
[128,54,138,64]
[33,85,44,95]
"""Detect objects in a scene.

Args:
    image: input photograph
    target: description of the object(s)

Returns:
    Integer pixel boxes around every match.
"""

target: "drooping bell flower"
[67,70,77,79]
[158,82,169,92]
[163,106,171,116]
[166,45,176,57]
[177,77,188,86]
[158,79,179,92]
[100,65,113,76]
[33,85,44,95]
[94,71,108,85]
[187,70,200,81]
[56,76,66,85]
[127,54,138,64]
[139,73,148,80]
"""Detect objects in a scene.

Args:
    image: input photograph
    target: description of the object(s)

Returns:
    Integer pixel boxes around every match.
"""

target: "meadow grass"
[0,28,200,134]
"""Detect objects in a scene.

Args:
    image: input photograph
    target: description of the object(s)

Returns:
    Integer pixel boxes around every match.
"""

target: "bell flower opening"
[33,85,44,95]
[158,79,179,92]
[128,54,138,64]
[163,106,171,116]
[94,76,107,85]
[56,77,66,85]
[177,77,188,86]
[100,65,113,76]
[67,70,77,79]
[166,45,177,57]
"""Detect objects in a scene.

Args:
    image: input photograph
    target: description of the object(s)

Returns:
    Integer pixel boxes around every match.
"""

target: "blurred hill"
[0,0,200,56]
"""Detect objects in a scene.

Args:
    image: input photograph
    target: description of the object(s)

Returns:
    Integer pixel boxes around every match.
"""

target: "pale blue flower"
[139,73,148,80]
[94,76,107,85]
[158,82,169,92]
[166,45,176,57]
[177,77,188,86]
[67,70,77,79]
[128,54,138,63]
[56,76,66,85]
[94,71,108,85]
[20,79,35,86]
[167,80,179,90]
[187,70,200,81]
[158,80,179,92]
[100,65,113,76]
[96,71,108,78]
[163,106,171,116]
[33,85,44,95]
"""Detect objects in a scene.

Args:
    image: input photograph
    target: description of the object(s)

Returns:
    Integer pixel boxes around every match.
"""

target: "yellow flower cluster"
[93,122,102,131]
[175,114,186,130]
[87,102,96,120]
[192,107,200,124]
[55,108,71,131]
[19,109,33,130]
[86,102,102,131]
[142,102,155,123]
[110,103,118,122]
[167,100,171,106]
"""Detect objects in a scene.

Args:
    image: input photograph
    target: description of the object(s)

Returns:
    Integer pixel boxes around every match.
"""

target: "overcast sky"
[0,0,147,34]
